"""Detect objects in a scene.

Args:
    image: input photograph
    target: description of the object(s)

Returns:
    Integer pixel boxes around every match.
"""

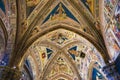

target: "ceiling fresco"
[22,29,106,80]
[104,0,120,60]
[43,3,79,24]
[66,44,105,80]
[1,0,119,80]
[47,29,76,45]
[24,55,37,80]
[92,63,106,80]
[0,0,5,14]
[26,0,41,17]
[24,45,55,80]
[80,0,95,14]
[114,0,120,41]
[45,55,74,80]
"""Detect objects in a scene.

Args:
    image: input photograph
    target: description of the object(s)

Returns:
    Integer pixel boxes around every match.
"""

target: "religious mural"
[106,29,120,60]
[104,0,120,60]
[43,3,79,24]
[67,44,105,80]
[48,30,75,45]
[36,47,53,70]
[24,27,107,80]
[28,45,54,73]
[114,0,120,41]
[45,53,76,80]
[0,0,120,79]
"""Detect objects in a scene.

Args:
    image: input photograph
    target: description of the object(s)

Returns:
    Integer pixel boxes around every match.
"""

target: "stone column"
[0,66,21,80]
[102,62,120,80]
[115,54,120,75]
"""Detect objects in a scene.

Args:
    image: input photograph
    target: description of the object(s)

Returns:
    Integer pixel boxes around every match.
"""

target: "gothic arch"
[88,61,107,80]
[38,50,82,80]
[23,25,109,63]
[0,18,8,47]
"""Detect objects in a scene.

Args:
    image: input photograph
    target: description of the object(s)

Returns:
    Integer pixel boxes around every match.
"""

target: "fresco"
[92,68,105,80]
[81,0,95,14]
[43,3,79,23]
[67,44,105,80]
[26,0,40,7]
[114,0,120,41]
[25,59,33,76]
[91,62,106,80]
[49,57,73,76]
[45,55,75,80]
[26,29,106,79]
[35,46,53,71]
[106,29,120,60]
[26,0,41,17]
[104,0,116,13]
[104,0,120,60]
[0,0,5,14]
[48,29,76,45]
[26,56,37,80]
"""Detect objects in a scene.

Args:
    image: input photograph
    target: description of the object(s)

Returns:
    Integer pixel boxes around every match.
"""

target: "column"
[115,54,120,75]
[102,62,120,80]
[0,66,21,80]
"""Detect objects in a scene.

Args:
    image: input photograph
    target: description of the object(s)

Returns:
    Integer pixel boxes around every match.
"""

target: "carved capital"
[0,66,21,80]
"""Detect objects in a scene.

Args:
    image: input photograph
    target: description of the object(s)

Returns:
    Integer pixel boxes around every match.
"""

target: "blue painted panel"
[92,68,104,80]
[69,46,77,51]
[0,0,5,13]
[69,46,77,60]
[25,59,33,77]
[43,3,79,23]
[46,48,53,59]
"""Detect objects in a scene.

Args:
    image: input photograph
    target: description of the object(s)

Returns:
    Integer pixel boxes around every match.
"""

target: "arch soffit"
[38,50,82,80]
[19,0,97,48]
[22,25,109,63]
[20,50,39,76]
[88,61,107,80]
[15,26,108,70]
[0,18,8,47]
[13,0,110,66]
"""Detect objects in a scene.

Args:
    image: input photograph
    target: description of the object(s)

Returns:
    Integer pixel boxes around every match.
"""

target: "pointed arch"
[50,73,73,80]
[22,24,109,63]
[9,24,109,68]
[38,50,82,80]
[0,18,8,47]
[88,61,106,80]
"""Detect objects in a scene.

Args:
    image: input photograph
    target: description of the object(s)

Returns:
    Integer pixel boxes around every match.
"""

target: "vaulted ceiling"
[0,0,120,80]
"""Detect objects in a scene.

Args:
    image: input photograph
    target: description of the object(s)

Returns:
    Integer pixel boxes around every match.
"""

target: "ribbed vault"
[19,29,106,80]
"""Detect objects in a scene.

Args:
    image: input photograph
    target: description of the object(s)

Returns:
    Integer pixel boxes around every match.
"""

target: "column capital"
[0,66,21,80]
